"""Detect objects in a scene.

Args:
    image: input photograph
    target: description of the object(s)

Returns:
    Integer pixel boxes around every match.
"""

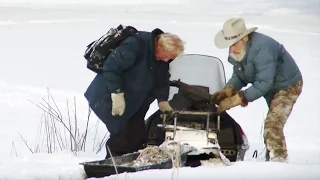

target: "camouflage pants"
[264,80,303,161]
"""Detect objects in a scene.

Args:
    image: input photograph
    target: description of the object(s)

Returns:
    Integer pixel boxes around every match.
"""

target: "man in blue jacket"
[211,18,303,162]
[84,28,184,158]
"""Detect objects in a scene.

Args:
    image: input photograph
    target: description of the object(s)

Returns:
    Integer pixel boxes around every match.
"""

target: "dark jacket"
[226,32,302,106]
[84,28,170,134]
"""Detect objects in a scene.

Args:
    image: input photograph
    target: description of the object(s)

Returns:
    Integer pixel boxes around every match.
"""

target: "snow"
[0,0,320,179]
[93,162,320,180]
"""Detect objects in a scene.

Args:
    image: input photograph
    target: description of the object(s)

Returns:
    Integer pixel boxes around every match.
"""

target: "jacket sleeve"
[226,70,247,91]
[244,47,277,102]
[102,36,141,93]
[154,63,171,102]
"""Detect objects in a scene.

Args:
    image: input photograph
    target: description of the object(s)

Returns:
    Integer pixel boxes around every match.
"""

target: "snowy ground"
[0,0,320,179]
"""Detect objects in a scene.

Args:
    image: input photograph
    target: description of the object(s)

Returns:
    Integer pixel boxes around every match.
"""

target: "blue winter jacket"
[226,32,302,106]
[84,28,170,134]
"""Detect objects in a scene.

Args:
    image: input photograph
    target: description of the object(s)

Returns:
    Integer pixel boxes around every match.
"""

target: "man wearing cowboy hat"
[211,17,303,162]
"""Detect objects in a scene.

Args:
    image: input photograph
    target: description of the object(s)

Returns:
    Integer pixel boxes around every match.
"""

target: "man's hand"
[158,101,177,120]
[217,91,248,113]
[111,93,125,116]
[158,101,173,113]
[210,84,237,105]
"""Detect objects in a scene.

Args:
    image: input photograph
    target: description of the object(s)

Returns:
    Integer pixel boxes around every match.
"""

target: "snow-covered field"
[0,0,319,179]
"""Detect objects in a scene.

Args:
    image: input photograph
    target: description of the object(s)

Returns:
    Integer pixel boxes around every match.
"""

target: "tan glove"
[158,101,173,113]
[111,93,125,116]
[210,84,237,105]
[158,101,177,121]
[217,91,248,113]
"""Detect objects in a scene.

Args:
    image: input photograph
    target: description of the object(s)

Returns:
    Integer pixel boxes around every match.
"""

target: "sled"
[80,144,192,178]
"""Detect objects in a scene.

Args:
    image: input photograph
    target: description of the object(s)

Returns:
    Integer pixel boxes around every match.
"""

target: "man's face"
[229,37,248,62]
[155,45,178,62]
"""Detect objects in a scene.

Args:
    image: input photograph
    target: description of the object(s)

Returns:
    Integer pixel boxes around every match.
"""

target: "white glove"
[111,93,125,116]
[158,101,173,112]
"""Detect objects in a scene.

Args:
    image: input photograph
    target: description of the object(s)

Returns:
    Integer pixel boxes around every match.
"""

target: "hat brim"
[214,27,258,49]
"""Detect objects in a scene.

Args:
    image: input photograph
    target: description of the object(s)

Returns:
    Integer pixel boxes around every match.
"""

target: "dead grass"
[18,88,108,155]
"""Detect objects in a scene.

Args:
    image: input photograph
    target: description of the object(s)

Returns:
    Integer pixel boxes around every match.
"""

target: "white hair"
[158,33,185,56]
[230,36,248,62]
[230,45,246,62]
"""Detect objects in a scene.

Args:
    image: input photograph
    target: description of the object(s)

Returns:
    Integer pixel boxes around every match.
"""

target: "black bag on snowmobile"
[83,24,138,73]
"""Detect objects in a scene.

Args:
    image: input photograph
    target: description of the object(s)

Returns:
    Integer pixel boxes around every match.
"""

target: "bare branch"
[96,133,109,154]
[47,88,63,119]
[18,133,34,154]
[81,106,91,151]
[74,96,78,151]
[66,99,74,151]
[11,141,18,157]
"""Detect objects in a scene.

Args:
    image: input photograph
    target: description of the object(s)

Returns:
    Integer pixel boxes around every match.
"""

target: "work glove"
[210,84,237,105]
[111,93,125,116]
[158,101,177,120]
[217,91,248,113]
[158,101,173,113]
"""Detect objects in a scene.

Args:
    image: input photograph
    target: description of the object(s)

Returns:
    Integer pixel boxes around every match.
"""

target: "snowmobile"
[145,54,249,166]
[80,54,249,178]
